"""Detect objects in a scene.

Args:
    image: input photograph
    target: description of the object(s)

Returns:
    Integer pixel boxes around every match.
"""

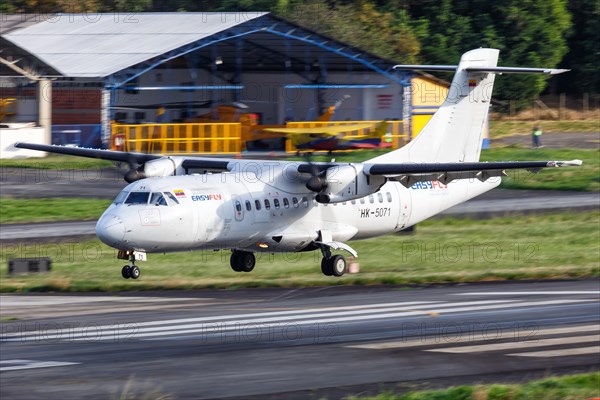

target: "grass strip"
[490,119,600,137]
[349,372,600,400]
[1,211,597,293]
[0,154,114,169]
[0,198,112,224]
[480,147,599,191]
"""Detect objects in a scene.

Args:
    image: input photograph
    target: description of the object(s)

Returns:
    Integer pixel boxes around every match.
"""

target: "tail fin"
[369,48,499,164]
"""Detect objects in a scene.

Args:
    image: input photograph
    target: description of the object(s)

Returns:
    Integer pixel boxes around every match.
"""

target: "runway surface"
[1,280,599,399]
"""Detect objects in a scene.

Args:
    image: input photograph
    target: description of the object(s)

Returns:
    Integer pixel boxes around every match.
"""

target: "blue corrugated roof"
[3,12,268,78]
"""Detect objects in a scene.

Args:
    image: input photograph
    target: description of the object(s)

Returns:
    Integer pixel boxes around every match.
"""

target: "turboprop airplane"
[15,49,581,280]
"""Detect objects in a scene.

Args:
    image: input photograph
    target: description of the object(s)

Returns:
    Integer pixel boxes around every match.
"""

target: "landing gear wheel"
[321,257,333,276]
[330,255,346,277]
[230,251,256,272]
[230,252,243,272]
[121,265,131,279]
[129,265,140,279]
[239,252,255,272]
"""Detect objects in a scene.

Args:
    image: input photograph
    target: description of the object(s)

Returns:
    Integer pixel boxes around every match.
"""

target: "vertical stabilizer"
[369,48,499,164]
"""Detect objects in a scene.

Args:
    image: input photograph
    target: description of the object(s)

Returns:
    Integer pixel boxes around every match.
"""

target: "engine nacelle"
[143,158,180,178]
[316,164,386,203]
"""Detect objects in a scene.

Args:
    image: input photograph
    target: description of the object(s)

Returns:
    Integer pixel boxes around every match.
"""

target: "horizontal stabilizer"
[393,65,569,75]
[465,66,570,75]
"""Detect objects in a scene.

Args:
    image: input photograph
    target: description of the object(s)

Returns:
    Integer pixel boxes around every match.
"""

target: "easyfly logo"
[191,194,223,201]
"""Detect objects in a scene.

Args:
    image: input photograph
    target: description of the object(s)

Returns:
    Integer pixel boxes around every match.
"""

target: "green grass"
[490,119,600,137]
[0,154,114,169]
[480,147,600,191]
[349,372,600,400]
[1,211,598,292]
[0,198,112,224]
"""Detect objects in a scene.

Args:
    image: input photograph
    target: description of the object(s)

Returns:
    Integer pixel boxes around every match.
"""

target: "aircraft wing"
[14,143,235,172]
[263,124,374,136]
[361,160,583,187]
[14,142,161,164]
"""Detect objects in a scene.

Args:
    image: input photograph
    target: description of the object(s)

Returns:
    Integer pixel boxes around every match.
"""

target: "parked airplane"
[263,120,390,152]
[16,49,580,280]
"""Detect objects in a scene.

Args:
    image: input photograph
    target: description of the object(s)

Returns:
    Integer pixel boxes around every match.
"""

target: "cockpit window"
[164,192,179,205]
[113,190,129,205]
[163,192,179,204]
[150,192,168,206]
[125,191,149,205]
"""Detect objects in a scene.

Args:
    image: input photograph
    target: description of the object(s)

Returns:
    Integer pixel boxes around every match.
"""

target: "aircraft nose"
[96,214,125,247]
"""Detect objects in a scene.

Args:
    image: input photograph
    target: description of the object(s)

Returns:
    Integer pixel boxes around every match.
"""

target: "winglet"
[548,159,583,167]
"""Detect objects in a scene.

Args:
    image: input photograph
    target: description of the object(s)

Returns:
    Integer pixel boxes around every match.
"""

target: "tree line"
[2,0,597,108]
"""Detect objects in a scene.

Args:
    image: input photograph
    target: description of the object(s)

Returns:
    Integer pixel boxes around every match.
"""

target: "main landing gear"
[321,254,347,277]
[319,246,347,277]
[230,250,256,272]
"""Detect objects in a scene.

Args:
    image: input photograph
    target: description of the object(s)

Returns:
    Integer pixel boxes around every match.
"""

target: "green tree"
[405,0,571,110]
[283,0,421,64]
[558,0,599,94]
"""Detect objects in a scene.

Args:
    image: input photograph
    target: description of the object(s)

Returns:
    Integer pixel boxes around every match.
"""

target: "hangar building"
[0,12,448,153]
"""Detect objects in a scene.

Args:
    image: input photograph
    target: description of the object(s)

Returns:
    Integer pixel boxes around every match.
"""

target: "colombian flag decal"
[174,189,186,198]
[468,79,477,87]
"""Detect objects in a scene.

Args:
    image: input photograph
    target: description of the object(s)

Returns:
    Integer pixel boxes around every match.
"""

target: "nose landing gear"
[121,264,140,279]
[118,251,142,279]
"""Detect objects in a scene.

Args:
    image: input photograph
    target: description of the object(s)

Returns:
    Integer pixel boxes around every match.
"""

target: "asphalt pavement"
[1,280,599,399]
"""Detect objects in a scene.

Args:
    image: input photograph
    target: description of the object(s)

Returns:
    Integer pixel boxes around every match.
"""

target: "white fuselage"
[96,162,499,255]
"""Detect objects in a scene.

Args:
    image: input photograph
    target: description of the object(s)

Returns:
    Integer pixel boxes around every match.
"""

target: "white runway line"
[455,291,600,296]
[0,295,211,307]
[0,359,80,372]
[427,334,600,354]
[347,324,600,350]
[2,299,594,342]
[508,346,600,358]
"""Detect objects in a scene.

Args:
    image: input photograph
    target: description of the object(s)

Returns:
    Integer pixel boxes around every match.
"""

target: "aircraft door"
[232,195,244,221]
[393,184,412,230]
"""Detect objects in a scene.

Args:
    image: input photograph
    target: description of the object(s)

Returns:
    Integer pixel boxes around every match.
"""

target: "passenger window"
[264,199,271,210]
[369,194,374,204]
[113,190,129,205]
[164,192,179,204]
[360,197,365,204]
[283,198,289,208]
[292,197,299,208]
[274,199,280,209]
[351,199,356,205]
[377,193,383,203]
[302,197,309,207]
[255,199,261,210]
[386,192,392,203]
[245,200,252,211]
[125,191,149,205]
[150,192,167,206]
[235,200,242,212]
